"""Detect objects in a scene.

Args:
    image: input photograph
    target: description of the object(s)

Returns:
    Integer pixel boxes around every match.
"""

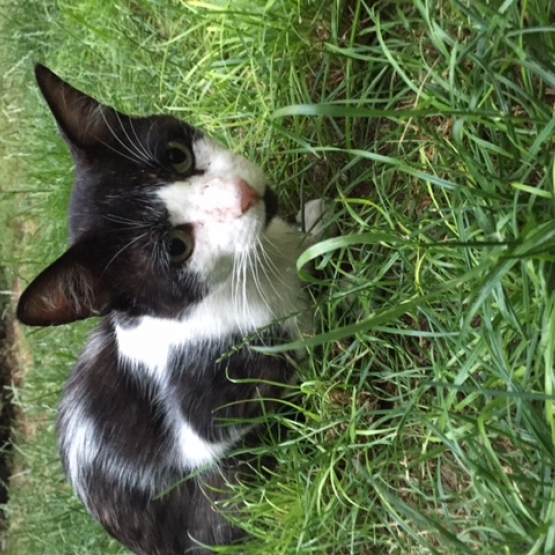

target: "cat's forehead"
[102,113,203,159]
[126,114,200,143]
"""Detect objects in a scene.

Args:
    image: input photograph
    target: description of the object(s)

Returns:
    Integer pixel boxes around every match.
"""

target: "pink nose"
[238,179,261,214]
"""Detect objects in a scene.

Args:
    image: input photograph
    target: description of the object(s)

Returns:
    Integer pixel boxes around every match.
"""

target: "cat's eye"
[166,141,193,174]
[166,228,194,264]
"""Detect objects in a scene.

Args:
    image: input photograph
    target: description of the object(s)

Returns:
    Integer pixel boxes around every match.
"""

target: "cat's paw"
[296,199,336,243]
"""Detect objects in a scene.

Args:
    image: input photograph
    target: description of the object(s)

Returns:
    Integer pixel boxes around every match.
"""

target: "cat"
[16,65,325,555]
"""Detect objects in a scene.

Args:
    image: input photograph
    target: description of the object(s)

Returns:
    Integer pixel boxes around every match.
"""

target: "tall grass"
[1,0,555,554]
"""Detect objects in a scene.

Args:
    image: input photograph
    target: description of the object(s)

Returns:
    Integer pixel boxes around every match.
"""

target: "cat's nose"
[238,179,261,214]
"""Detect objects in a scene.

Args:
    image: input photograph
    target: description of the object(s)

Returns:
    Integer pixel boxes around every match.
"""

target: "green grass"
[1,0,555,553]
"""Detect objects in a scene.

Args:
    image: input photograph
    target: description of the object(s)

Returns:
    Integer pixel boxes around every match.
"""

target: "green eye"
[167,228,194,264]
[166,141,193,174]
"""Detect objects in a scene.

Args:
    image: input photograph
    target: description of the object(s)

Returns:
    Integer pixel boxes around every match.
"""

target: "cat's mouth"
[262,187,278,227]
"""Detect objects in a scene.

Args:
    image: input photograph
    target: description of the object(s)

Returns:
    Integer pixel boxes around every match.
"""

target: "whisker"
[256,235,292,295]
[114,111,154,166]
[128,117,157,165]
[97,109,155,167]
[102,214,154,230]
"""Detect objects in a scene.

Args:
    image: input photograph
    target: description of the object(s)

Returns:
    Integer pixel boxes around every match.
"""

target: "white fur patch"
[177,420,230,469]
[115,319,175,382]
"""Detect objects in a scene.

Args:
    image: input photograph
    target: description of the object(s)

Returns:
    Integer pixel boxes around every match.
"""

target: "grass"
[1,0,555,553]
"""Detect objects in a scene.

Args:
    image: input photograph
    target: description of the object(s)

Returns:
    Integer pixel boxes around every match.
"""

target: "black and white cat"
[17,65,323,554]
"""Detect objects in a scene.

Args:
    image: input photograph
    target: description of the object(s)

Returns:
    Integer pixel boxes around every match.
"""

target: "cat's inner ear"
[34,63,122,150]
[16,237,112,327]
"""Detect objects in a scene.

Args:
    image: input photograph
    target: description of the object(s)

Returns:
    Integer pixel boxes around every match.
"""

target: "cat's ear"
[34,63,121,151]
[17,237,112,326]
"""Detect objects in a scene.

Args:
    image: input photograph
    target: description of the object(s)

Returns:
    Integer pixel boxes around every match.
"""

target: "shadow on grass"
[0,266,19,547]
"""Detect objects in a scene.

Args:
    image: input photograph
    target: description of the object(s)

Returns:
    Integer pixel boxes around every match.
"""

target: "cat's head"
[17,65,282,326]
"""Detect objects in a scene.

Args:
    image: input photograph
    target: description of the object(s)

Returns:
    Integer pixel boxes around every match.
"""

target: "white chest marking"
[114,304,270,379]
[115,276,302,378]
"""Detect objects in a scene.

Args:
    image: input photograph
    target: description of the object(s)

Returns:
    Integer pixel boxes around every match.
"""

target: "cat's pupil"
[168,148,186,164]
[169,237,187,257]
